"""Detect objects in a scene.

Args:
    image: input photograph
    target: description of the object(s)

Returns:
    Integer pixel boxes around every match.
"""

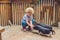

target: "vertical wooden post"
[53,1,55,24]
[41,0,43,23]
[39,3,40,23]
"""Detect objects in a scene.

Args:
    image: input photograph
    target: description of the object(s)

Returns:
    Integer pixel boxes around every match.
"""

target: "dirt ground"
[1,25,60,40]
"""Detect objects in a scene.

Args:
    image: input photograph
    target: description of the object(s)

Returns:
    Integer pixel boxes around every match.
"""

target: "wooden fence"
[0,0,58,26]
[12,2,35,25]
[0,2,11,26]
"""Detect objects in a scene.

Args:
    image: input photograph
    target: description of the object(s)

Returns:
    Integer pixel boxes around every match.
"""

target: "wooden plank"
[0,27,4,33]
[0,0,10,1]
[0,1,11,3]
[0,27,5,40]
[0,33,1,40]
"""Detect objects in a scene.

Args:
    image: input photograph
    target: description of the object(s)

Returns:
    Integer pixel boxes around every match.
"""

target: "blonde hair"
[25,7,34,14]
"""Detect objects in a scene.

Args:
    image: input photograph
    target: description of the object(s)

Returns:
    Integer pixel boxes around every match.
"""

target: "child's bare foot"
[23,29,26,32]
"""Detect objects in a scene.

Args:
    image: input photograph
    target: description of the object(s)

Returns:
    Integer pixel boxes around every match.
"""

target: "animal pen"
[0,0,58,26]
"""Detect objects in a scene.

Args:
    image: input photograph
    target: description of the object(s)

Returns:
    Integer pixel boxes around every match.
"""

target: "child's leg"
[32,19,36,24]
[21,20,27,31]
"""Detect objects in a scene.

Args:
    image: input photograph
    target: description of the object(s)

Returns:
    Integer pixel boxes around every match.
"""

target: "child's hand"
[30,25,34,30]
